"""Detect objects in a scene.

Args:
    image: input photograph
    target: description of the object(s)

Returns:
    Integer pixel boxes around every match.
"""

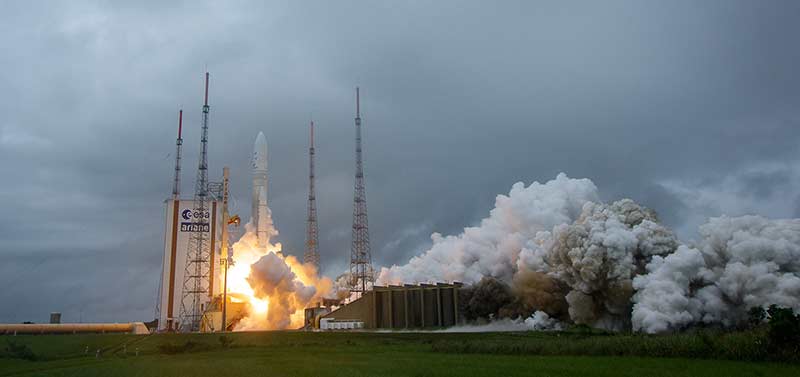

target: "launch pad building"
[158,197,224,331]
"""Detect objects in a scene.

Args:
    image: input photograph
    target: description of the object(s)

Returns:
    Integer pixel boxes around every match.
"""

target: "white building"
[158,198,223,331]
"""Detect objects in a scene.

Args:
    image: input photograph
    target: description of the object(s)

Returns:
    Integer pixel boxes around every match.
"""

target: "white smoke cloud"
[525,311,563,331]
[377,173,800,333]
[377,173,599,285]
[431,311,562,333]
[632,216,800,333]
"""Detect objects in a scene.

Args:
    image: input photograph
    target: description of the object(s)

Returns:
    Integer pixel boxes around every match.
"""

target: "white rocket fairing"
[252,131,271,248]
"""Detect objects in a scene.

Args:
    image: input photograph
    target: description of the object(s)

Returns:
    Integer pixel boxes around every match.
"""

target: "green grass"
[1,331,798,377]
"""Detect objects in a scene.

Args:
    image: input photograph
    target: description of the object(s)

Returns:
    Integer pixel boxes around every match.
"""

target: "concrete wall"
[321,291,375,329]
[320,283,462,330]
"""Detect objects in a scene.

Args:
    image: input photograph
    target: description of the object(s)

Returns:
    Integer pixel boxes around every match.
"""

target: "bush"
[3,340,37,361]
[157,340,209,355]
[218,336,234,348]
[766,305,800,358]
[747,306,766,327]
[429,328,793,362]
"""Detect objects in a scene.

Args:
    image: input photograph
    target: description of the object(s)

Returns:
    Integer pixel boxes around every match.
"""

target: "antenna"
[304,120,320,269]
[204,72,209,107]
[172,109,183,199]
[350,87,374,297]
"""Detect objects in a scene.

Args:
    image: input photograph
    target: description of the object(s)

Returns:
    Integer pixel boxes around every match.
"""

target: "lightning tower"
[304,120,321,269]
[179,72,212,332]
[349,87,374,296]
[155,108,184,328]
[172,109,183,199]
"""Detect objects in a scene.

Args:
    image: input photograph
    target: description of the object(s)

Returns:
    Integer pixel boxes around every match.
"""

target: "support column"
[208,201,218,297]
[452,287,459,325]
[420,288,425,327]
[167,199,180,329]
[387,290,393,329]
[436,287,442,327]
[403,289,409,328]
[371,291,377,329]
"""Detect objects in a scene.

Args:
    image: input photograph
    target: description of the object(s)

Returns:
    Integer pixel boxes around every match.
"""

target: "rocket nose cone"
[255,131,266,147]
[253,131,268,170]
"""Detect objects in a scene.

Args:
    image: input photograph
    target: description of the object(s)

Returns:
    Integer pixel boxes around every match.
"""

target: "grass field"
[1,330,798,376]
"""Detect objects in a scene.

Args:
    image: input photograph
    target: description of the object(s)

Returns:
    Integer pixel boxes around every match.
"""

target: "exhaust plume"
[378,173,800,332]
[378,173,599,285]
[632,215,800,333]
[226,212,332,330]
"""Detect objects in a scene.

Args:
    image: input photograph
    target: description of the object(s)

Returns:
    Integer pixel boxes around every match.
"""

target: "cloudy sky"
[1,1,799,323]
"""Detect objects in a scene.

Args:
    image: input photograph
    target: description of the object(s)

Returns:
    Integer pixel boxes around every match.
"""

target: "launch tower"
[179,72,213,332]
[304,121,321,269]
[349,87,374,296]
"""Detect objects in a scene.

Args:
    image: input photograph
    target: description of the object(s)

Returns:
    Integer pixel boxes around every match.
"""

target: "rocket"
[252,131,270,249]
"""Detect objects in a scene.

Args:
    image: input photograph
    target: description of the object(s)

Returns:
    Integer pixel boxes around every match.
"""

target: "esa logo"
[181,209,210,220]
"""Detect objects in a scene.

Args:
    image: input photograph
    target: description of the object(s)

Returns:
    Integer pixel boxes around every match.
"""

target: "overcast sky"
[1,1,799,323]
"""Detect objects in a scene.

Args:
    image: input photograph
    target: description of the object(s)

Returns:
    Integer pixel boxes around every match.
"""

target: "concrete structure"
[304,306,329,329]
[199,293,249,332]
[320,318,363,330]
[319,283,463,330]
[0,323,149,335]
[158,198,223,331]
[303,298,343,330]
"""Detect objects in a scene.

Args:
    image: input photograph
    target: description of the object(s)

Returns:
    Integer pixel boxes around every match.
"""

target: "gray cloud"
[1,0,799,323]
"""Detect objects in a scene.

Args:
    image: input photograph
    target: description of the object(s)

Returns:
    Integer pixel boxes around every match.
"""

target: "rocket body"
[252,131,270,249]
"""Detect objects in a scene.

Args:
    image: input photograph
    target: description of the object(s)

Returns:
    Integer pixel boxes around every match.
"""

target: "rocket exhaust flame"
[224,223,332,331]
[220,132,333,331]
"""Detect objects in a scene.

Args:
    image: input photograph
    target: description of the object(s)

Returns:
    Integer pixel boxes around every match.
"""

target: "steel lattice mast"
[179,72,212,332]
[172,109,184,200]
[349,87,374,296]
[304,120,321,269]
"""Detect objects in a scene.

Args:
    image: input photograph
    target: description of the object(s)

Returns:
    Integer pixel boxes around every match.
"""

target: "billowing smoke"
[518,199,679,330]
[244,252,330,329]
[226,213,332,331]
[458,277,517,321]
[379,173,599,284]
[435,311,562,333]
[632,216,800,333]
[378,174,800,332]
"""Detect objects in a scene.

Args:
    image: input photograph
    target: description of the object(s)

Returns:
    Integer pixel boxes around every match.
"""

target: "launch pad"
[153,77,390,333]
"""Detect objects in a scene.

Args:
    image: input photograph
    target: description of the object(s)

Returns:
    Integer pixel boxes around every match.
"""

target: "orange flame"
[223,225,332,330]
